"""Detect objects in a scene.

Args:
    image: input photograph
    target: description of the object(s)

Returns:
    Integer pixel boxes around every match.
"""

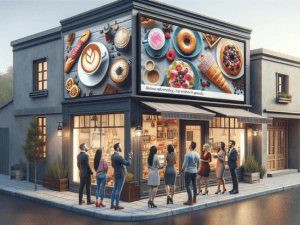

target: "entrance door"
[267,119,287,171]
[0,128,9,175]
[181,122,204,190]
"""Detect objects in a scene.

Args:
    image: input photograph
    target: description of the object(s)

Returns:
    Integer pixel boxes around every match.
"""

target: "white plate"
[78,42,109,87]
[216,38,244,80]
[143,64,164,86]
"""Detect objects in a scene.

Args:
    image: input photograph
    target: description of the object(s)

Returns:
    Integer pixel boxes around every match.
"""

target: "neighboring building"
[0,0,271,197]
[250,48,300,171]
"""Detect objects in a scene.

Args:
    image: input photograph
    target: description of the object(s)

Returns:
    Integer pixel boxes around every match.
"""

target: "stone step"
[267,169,298,178]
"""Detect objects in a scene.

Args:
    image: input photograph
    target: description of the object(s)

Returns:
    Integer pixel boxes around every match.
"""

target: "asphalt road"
[1,187,300,225]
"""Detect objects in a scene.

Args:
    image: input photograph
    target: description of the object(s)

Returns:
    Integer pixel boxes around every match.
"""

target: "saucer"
[78,42,109,87]
[143,28,170,59]
[143,64,164,86]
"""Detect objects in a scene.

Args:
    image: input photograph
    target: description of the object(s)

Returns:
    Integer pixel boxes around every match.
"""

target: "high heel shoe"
[170,197,173,204]
[222,189,227,194]
[215,190,221,194]
[151,201,157,208]
[100,202,106,207]
[202,190,209,195]
[167,195,171,205]
[197,189,202,195]
[96,202,100,208]
[148,200,151,208]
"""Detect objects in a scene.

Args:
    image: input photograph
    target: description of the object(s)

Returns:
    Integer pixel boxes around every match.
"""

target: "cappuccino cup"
[114,28,131,52]
[142,28,165,55]
[81,43,107,75]
[145,60,155,71]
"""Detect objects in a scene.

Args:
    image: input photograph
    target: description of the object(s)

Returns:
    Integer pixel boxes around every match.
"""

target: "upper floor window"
[277,73,289,97]
[34,59,47,91]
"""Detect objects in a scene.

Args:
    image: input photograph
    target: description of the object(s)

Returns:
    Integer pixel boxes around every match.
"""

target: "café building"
[0,0,271,197]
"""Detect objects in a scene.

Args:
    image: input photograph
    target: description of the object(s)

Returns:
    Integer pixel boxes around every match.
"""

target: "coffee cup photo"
[145,60,155,71]
[114,28,131,52]
[142,28,165,56]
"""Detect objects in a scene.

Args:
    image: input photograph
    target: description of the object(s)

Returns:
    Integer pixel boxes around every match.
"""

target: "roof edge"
[0,98,13,111]
[250,48,300,63]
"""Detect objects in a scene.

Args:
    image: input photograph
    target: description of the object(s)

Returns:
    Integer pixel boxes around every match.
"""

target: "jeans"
[230,168,239,191]
[96,174,107,201]
[111,177,125,207]
[185,172,197,200]
[79,175,91,203]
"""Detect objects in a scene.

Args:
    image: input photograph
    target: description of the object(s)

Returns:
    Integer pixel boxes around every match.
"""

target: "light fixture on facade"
[57,122,63,137]
[253,128,258,136]
[135,124,143,137]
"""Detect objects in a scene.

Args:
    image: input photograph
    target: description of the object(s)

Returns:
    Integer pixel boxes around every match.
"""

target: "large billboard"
[139,16,245,102]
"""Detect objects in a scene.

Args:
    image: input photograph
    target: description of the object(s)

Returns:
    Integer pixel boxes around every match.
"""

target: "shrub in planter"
[15,159,25,181]
[258,166,266,179]
[243,155,260,184]
[121,173,140,202]
[43,155,68,191]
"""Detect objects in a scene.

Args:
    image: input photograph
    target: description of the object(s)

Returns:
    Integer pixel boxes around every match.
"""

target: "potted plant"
[43,155,68,191]
[15,159,25,181]
[121,173,140,202]
[277,92,292,103]
[243,155,261,184]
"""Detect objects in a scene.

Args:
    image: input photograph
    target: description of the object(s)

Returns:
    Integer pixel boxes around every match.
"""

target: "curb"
[1,183,300,221]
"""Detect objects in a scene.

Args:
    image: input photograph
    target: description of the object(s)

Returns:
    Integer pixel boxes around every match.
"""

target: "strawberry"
[201,81,206,87]
[201,54,204,58]
[225,56,229,60]
[228,66,231,70]
[165,32,171,39]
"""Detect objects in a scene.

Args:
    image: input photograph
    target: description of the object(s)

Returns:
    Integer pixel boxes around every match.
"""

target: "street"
[1,187,300,225]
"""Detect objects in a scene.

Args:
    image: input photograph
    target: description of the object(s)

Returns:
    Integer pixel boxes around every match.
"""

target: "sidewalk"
[1,173,300,222]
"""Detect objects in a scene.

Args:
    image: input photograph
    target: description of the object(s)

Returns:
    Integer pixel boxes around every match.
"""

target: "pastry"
[220,41,243,75]
[69,84,81,98]
[64,30,91,73]
[103,83,117,95]
[141,17,155,25]
[203,33,221,50]
[177,29,196,54]
[66,33,75,48]
[198,53,232,94]
[110,59,130,87]
[166,61,195,89]
[166,50,176,61]
[65,78,75,91]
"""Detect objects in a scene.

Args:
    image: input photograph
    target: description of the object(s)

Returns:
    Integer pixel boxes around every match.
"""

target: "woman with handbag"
[94,149,108,207]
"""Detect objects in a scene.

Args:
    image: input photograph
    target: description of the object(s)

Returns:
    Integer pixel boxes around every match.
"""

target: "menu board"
[139,16,245,102]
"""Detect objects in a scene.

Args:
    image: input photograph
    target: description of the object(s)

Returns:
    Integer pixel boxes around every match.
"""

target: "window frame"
[277,73,289,97]
[37,117,46,158]
[33,58,47,91]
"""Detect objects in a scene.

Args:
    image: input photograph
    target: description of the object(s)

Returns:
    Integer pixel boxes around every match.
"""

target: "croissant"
[198,53,232,94]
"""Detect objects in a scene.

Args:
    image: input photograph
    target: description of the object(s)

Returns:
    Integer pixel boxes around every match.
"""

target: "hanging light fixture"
[135,124,143,137]
[56,122,63,137]
[253,128,258,136]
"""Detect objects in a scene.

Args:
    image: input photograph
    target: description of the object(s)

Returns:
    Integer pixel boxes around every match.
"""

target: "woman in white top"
[147,146,163,208]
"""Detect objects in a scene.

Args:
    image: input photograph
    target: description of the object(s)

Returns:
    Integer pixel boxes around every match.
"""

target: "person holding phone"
[94,149,108,208]
[213,142,226,194]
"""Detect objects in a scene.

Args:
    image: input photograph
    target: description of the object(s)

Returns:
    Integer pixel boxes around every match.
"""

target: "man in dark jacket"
[227,140,239,194]
[77,143,95,205]
[110,143,133,210]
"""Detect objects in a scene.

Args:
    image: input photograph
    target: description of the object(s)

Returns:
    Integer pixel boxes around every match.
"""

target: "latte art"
[81,44,101,74]
[115,28,130,48]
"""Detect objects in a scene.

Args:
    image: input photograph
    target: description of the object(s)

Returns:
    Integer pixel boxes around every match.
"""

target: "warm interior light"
[253,128,258,136]
[57,122,63,137]
[135,124,143,136]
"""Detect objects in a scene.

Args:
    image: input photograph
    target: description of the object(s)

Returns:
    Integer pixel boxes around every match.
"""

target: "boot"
[193,199,197,203]
[183,200,193,205]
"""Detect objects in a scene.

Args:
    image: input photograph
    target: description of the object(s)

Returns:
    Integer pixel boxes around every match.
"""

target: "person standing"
[111,143,133,210]
[94,149,108,208]
[77,143,95,205]
[213,142,226,194]
[227,140,239,194]
[163,145,177,204]
[147,146,164,208]
[197,144,211,195]
[181,141,200,205]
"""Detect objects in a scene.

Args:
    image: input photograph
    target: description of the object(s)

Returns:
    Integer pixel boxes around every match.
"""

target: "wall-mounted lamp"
[253,128,258,137]
[57,122,63,137]
[135,124,143,137]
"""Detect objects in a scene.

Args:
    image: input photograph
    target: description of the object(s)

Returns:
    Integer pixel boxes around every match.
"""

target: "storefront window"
[142,115,180,179]
[73,113,125,187]
[209,117,245,167]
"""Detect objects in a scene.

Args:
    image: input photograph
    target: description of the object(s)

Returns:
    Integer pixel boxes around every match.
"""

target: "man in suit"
[227,140,239,194]
[110,143,133,210]
[77,143,95,205]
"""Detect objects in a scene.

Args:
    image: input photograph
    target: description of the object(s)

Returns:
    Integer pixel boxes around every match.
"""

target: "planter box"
[243,172,260,184]
[121,181,140,202]
[277,97,292,103]
[15,170,22,181]
[43,177,68,192]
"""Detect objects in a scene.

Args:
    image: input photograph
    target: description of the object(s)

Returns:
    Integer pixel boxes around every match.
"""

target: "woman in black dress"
[163,145,177,204]
[197,144,211,195]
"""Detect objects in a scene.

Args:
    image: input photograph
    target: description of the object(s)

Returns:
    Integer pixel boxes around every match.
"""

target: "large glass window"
[209,117,245,167]
[37,117,46,158]
[142,115,180,179]
[73,113,124,187]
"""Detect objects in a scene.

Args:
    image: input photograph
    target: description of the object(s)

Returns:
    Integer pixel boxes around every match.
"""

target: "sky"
[0,0,299,74]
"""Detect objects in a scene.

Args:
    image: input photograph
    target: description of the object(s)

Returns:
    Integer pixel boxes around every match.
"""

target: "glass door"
[181,122,204,190]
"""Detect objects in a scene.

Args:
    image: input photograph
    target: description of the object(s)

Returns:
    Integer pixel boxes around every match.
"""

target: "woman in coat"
[147,145,164,208]
[94,149,108,207]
